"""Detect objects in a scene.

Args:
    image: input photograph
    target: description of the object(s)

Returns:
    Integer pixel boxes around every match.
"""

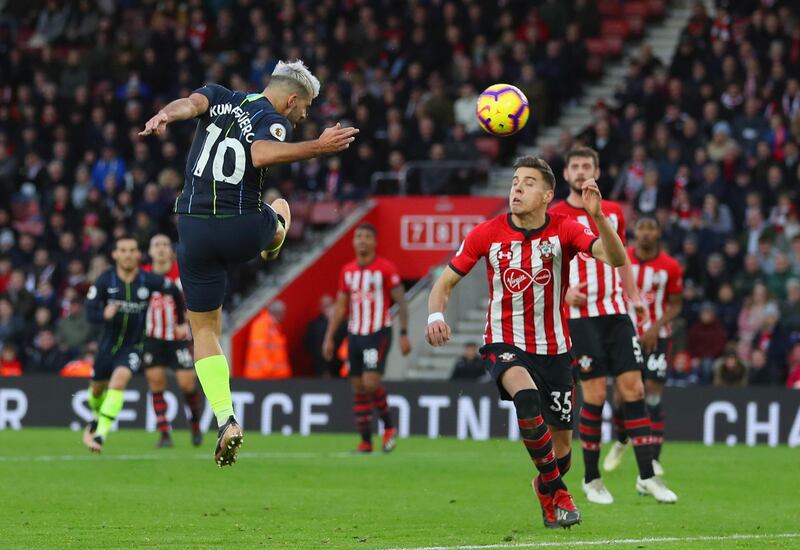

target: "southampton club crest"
[577,355,593,373]
[499,352,517,363]
[537,239,554,261]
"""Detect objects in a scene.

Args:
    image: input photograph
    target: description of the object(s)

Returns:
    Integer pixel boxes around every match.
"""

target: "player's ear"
[287,94,298,109]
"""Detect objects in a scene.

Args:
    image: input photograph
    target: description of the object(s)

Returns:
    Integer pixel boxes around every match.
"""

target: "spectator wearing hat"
[707,120,738,162]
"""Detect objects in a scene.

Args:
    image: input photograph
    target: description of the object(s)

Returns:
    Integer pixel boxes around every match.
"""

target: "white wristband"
[427,312,445,325]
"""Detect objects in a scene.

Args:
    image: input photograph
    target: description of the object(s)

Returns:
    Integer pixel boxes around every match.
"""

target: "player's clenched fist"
[317,123,359,154]
[581,178,603,218]
[425,319,451,347]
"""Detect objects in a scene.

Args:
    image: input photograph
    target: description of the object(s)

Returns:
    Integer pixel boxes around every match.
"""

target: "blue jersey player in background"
[140,59,358,466]
[83,235,185,453]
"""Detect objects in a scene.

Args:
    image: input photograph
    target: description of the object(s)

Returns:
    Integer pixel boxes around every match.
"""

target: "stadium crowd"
[0,0,798,388]
[0,0,591,376]
[538,0,800,388]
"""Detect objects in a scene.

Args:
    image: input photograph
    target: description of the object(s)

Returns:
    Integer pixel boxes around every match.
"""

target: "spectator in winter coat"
[687,302,728,383]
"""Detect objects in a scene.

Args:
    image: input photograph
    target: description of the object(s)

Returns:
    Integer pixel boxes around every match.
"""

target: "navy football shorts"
[93,345,143,381]
[177,209,278,312]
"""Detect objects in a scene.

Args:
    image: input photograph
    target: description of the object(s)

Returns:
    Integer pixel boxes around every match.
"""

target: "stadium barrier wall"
[230,196,506,377]
[1,378,799,446]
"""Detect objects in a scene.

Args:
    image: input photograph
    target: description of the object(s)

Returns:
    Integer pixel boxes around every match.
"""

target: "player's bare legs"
[189,308,242,466]
[503,367,580,528]
[578,375,614,502]
[261,199,291,261]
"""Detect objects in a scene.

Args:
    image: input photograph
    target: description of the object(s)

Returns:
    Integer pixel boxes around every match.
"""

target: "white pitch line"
[383,533,800,550]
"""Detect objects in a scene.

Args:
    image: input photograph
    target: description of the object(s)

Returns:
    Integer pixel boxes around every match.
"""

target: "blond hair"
[270,60,320,99]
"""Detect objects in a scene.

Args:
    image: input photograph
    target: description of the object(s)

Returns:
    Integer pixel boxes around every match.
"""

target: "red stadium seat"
[290,199,312,221]
[628,16,645,38]
[308,200,341,226]
[287,218,305,241]
[340,200,362,219]
[601,19,630,39]
[648,0,667,20]
[474,138,500,162]
[623,2,651,19]
[597,0,623,18]
[586,56,605,79]
[585,38,609,58]
[605,36,624,58]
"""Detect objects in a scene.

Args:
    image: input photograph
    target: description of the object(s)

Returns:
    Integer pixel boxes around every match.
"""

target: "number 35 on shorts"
[549,390,573,423]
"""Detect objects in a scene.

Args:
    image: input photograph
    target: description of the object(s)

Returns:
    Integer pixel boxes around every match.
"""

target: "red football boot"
[532,479,558,529]
[382,427,397,453]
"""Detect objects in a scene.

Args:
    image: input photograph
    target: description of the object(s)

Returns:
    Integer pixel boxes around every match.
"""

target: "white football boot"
[602,440,629,472]
[636,476,678,503]
[581,478,614,504]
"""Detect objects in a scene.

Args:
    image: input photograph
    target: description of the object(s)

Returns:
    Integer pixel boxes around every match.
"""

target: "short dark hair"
[512,156,556,189]
[564,146,600,169]
[635,215,661,230]
[115,234,139,247]
[355,223,377,236]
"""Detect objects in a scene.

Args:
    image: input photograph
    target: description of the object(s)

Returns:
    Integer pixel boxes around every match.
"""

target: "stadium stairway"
[406,1,717,381]
[385,261,491,381]
[482,0,704,198]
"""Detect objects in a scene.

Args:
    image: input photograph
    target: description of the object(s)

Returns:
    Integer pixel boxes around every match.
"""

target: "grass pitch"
[0,430,797,549]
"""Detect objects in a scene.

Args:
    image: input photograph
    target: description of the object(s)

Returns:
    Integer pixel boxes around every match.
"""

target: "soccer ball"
[476,84,530,136]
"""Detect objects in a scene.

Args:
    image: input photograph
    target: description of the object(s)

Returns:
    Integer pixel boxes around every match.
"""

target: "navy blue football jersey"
[175,84,293,216]
[86,268,185,354]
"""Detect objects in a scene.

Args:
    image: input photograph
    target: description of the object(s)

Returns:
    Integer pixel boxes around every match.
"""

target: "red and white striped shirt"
[339,256,402,336]
[449,213,598,355]
[628,247,683,338]
[549,199,628,319]
[143,261,184,341]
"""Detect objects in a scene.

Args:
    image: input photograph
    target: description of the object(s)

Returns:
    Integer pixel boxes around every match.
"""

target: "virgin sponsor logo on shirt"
[502,267,533,294]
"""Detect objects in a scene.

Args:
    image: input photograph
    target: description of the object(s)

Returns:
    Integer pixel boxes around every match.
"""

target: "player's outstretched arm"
[582,179,626,267]
[426,267,462,347]
[139,93,209,136]
[251,123,359,168]
[322,291,349,361]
